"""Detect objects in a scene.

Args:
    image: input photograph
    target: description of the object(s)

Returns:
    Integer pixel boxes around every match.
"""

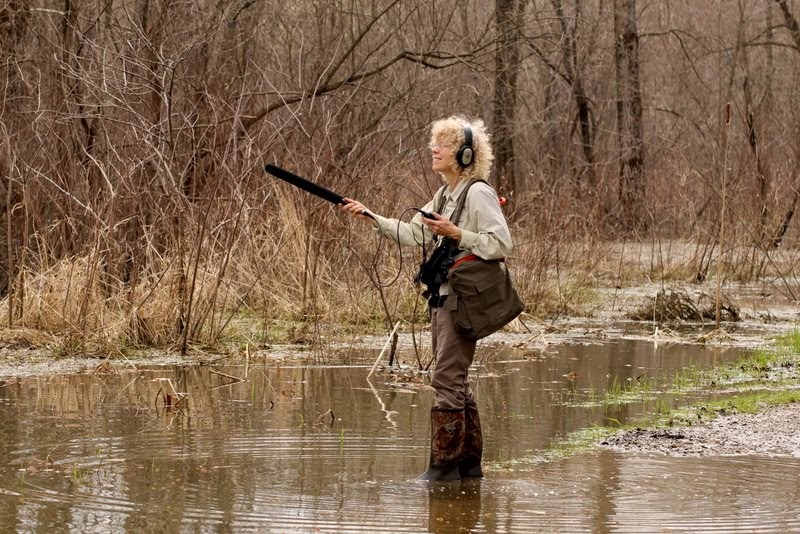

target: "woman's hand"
[340,198,374,222]
[422,213,462,241]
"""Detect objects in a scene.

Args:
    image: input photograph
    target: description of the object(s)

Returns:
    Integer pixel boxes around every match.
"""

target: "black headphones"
[456,125,474,168]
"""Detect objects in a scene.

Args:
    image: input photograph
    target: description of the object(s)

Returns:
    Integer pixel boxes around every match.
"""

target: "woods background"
[2,0,800,352]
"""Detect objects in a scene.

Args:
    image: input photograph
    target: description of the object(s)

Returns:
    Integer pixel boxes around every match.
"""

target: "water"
[0,337,798,532]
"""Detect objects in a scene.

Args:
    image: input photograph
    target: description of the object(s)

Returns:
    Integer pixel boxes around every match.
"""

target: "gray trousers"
[430,307,478,410]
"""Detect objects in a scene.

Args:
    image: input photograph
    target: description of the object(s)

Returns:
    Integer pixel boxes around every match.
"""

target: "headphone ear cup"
[457,145,474,167]
[457,124,474,167]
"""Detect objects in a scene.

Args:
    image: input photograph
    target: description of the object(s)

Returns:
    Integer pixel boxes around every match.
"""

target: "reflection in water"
[427,480,482,533]
[0,338,798,532]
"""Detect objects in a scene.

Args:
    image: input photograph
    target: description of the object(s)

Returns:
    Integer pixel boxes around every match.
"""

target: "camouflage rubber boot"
[417,407,465,482]
[459,402,484,478]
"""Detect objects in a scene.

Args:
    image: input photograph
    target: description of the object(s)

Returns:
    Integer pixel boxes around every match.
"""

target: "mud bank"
[599,402,800,457]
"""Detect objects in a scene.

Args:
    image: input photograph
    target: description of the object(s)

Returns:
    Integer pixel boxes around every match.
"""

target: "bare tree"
[7,0,800,345]
[0,0,29,303]
[614,0,645,230]
[770,0,800,248]
[552,0,597,190]
[492,0,525,198]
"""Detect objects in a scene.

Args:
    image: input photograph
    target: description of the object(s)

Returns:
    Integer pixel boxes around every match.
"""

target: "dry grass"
[0,205,433,353]
[6,0,800,357]
[3,163,800,354]
[0,326,57,350]
[3,220,799,355]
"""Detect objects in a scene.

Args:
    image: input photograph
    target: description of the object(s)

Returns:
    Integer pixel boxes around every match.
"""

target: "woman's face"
[430,138,457,174]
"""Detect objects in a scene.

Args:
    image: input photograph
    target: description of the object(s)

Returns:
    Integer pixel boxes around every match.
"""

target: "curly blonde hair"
[430,116,494,182]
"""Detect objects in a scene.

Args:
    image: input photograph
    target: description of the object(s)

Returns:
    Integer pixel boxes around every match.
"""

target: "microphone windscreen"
[264,164,345,205]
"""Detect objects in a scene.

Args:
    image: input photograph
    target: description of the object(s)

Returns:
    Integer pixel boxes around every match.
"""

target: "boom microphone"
[264,164,374,219]
[264,164,346,205]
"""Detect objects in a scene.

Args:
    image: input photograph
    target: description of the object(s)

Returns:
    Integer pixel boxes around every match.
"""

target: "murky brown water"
[1,338,798,532]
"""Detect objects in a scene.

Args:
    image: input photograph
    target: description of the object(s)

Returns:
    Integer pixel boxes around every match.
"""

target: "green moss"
[696,390,800,415]
[778,330,800,353]
[510,330,800,467]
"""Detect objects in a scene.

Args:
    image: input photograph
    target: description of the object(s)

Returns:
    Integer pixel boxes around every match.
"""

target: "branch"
[321,0,402,88]
[774,0,800,54]
[241,50,474,131]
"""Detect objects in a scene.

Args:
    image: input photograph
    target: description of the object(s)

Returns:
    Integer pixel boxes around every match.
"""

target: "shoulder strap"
[429,180,490,249]
[426,186,449,247]
[451,179,490,226]
[433,185,447,215]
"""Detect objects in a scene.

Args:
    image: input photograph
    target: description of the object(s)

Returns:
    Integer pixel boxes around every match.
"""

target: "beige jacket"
[370,179,513,294]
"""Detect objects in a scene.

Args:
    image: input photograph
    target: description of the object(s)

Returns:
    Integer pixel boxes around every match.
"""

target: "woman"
[341,116,513,481]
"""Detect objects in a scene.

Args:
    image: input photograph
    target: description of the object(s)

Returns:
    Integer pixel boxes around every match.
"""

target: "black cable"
[356,207,438,372]
[364,207,431,289]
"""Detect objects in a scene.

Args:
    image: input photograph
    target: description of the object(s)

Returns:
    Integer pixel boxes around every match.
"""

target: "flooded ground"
[1,335,799,532]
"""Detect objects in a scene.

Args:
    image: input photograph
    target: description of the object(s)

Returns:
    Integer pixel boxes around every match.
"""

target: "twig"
[152,378,189,407]
[316,409,336,427]
[209,368,247,384]
[366,377,398,429]
[368,321,401,380]
[245,344,250,380]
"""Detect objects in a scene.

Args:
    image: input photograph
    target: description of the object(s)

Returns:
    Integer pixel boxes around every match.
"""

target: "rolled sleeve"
[371,212,432,246]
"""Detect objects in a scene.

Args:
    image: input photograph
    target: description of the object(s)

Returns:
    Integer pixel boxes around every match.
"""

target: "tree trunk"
[552,0,597,190]
[772,0,800,246]
[742,57,772,246]
[0,0,27,303]
[614,0,646,231]
[492,0,525,200]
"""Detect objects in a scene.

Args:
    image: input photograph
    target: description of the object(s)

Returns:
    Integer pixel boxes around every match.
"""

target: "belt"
[450,254,505,270]
[428,294,449,308]
[451,254,479,270]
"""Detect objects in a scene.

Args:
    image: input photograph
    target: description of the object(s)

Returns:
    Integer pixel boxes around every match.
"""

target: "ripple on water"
[598,455,800,533]
[2,341,799,533]
[4,446,800,532]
